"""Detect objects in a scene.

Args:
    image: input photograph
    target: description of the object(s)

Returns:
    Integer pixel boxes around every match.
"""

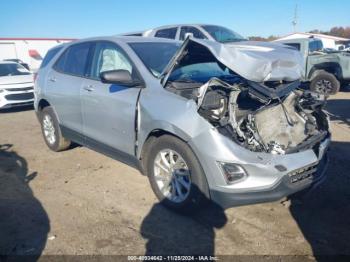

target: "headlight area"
[218,162,248,184]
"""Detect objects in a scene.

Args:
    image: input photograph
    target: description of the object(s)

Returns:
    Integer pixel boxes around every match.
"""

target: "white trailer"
[276,33,349,50]
[0,38,74,71]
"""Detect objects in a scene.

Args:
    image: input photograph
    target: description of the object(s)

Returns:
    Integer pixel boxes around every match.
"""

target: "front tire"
[310,71,340,95]
[40,106,71,152]
[144,135,210,212]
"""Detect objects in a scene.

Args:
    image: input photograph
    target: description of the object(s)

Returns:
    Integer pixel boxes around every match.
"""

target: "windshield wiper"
[171,78,200,83]
[220,39,246,43]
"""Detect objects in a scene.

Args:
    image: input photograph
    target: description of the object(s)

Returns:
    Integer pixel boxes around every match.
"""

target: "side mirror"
[100,70,140,87]
[184,32,194,39]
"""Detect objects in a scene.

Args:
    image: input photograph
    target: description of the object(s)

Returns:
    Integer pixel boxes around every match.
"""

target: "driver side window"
[90,42,133,80]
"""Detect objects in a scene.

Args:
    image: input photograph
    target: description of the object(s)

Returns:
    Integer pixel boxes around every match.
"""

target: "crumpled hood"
[162,38,304,84]
[0,74,33,86]
[217,40,304,82]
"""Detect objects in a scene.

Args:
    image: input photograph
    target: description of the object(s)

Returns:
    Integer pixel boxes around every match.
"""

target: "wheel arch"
[37,99,62,124]
[37,98,51,111]
[308,62,343,80]
[138,126,191,163]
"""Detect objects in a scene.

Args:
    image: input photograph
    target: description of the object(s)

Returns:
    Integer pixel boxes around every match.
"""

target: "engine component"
[165,76,328,155]
[253,92,309,149]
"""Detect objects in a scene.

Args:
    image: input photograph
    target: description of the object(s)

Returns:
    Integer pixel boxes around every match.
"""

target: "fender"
[136,121,192,159]
[308,62,343,80]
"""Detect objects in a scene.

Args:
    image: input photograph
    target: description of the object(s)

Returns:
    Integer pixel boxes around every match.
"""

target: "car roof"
[3,59,20,61]
[66,35,181,45]
[0,61,17,65]
[122,24,222,37]
[148,24,217,30]
[118,30,145,36]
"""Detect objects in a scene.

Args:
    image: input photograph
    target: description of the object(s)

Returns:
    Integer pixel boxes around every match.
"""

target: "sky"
[1,0,349,38]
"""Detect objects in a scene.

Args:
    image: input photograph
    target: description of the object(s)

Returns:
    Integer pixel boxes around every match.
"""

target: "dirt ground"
[0,90,350,259]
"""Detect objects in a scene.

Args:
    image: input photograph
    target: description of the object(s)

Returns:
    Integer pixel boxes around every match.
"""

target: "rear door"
[81,41,142,155]
[45,42,92,133]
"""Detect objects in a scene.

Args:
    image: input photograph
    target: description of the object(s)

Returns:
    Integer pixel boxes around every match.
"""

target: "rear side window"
[40,46,63,69]
[284,43,301,51]
[309,40,323,53]
[155,28,177,39]
[180,26,207,40]
[54,43,91,76]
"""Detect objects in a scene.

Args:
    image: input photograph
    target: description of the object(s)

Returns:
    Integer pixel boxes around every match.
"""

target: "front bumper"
[211,153,329,208]
[0,85,34,109]
[188,128,331,208]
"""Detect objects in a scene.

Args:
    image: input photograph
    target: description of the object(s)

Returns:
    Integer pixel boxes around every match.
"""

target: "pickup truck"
[275,38,350,94]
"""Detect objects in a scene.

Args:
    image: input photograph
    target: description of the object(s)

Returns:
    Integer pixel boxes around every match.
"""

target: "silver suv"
[34,36,331,211]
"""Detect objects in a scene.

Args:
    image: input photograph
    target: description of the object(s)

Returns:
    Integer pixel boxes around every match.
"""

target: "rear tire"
[310,71,340,95]
[143,135,210,213]
[40,106,71,152]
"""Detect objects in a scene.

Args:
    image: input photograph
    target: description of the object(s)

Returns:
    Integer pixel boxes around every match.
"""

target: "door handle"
[83,85,94,92]
[49,77,57,82]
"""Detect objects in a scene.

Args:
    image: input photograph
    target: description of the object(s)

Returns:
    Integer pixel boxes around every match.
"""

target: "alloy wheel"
[43,114,56,145]
[153,149,191,203]
[315,79,333,94]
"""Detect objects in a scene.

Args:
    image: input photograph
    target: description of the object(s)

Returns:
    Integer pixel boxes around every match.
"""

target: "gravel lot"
[0,91,349,259]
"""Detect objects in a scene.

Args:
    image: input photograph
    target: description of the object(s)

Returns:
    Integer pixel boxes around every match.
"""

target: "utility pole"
[292,4,298,32]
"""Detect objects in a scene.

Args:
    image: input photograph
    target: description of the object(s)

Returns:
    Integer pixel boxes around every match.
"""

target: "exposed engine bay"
[166,78,330,155]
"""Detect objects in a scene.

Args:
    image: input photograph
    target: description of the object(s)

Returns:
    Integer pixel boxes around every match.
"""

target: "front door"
[81,41,141,156]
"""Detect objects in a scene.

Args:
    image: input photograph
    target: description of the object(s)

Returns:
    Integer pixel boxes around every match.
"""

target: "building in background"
[276,32,349,50]
[0,38,74,71]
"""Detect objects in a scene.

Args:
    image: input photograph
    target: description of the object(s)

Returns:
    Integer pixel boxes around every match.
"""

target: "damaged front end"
[196,78,329,155]
[162,38,330,156]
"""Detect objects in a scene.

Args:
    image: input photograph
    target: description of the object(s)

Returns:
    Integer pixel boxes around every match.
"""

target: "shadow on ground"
[289,141,350,259]
[0,144,49,260]
[326,99,350,126]
[141,190,227,255]
[290,96,350,259]
[0,105,34,114]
